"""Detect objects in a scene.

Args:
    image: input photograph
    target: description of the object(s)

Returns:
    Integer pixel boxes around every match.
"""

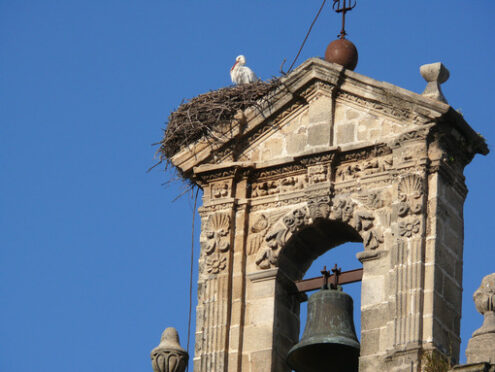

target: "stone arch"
[254,190,390,277]
[247,194,392,371]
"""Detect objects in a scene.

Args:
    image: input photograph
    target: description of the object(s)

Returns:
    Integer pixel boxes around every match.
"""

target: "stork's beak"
[231,61,238,71]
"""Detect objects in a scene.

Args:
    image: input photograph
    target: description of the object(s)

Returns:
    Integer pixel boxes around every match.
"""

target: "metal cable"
[287,0,328,73]
[186,187,199,371]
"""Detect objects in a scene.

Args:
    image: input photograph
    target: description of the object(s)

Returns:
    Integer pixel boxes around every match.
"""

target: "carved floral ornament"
[254,192,387,270]
[211,181,230,199]
[202,213,231,274]
[397,174,424,238]
[251,175,306,198]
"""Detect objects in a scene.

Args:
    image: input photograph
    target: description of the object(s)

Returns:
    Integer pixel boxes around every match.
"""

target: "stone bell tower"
[166,58,487,372]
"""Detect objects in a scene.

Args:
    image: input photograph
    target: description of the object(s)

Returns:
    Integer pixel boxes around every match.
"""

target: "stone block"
[243,326,273,352]
[308,96,332,124]
[432,318,455,354]
[466,333,495,364]
[424,290,435,315]
[361,329,381,355]
[229,326,240,350]
[248,280,276,300]
[423,315,434,342]
[437,247,458,279]
[334,103,346,124]
[274,304,299,340]
[362,304,389,329]
[231,277,243,300]
[444,227,464,257]
[246,298,275,325]
[359,354,385,372]
[424,263,436,292]
[273,333,297,370]
[307,124,330,146]
[443,275,462,311]
[362,274,385,307]
[369,128,380,140]
[263,137,284,157]
[249,350,272,371]
[335,123,356,144]
[346,108,360,120]
[434,296,457,331]
[286,134,307,154]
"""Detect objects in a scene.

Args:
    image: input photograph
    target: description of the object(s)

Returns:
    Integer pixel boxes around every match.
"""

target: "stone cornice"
[171,58,487,180]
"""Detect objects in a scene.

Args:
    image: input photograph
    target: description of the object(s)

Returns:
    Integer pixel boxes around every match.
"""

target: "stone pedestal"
[466,274,495,365]
[151,327,189,372]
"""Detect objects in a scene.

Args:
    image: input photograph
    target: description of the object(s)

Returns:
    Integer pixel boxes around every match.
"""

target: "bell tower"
[163,57,487,371]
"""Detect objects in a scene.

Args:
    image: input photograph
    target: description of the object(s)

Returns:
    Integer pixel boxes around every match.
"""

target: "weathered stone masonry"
[170,58,488,372]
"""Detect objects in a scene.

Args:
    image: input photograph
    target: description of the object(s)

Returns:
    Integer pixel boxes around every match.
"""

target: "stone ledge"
[450,362,495,372]
[247,268,279,283]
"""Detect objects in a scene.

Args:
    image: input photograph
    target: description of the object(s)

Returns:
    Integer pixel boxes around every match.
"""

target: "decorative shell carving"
[398,175,423,199]
[204,213,231,255]
[206,213,230,233]
[398,175,424,217]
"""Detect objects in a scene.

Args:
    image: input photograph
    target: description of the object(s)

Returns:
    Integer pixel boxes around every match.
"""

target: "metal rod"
[295,268,363,293]
[333,0,356,39]
[341,0,346,39]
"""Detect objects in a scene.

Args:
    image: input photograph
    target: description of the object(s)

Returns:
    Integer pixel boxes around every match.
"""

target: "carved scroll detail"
[255,207,309,269]
[332,198,355,223]
[308,196,331,220]
[247,214,269,255]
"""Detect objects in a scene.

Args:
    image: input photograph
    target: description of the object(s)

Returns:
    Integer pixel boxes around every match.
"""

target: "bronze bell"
[287,287,360,372]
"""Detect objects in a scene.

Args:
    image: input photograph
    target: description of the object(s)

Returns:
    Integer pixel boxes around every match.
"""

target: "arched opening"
[279,219,362,280]
[298,241,363,342]
[271,219,364,371]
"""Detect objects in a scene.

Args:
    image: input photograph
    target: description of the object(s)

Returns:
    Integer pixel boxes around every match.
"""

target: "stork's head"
[231,55,246,71]
[236,55,246,65]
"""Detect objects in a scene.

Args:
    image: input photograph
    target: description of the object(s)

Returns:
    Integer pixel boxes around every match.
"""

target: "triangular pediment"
[170,58,484,179]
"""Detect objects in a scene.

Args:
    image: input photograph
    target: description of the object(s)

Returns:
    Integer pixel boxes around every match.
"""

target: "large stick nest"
[158,80,280,162]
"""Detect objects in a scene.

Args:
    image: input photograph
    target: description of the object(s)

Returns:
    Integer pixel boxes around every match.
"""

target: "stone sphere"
[324,38,358,71]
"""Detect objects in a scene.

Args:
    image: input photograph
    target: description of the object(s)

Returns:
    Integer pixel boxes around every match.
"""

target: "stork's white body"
[230,55,257,85]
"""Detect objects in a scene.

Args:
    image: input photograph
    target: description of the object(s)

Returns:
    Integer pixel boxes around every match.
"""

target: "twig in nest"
[158,79,280,164]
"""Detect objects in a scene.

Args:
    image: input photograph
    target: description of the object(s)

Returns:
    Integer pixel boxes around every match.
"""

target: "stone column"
[194,175,237,372]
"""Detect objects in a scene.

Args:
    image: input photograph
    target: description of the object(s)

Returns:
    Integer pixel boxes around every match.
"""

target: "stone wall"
[170,58,487,372]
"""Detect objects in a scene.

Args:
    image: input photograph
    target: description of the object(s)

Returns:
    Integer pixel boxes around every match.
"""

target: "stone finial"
[420,62,450,103]
[466,273,495,365]
[151,327,189,372]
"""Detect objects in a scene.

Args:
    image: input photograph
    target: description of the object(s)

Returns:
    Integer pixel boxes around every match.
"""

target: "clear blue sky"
[1,1,494,371]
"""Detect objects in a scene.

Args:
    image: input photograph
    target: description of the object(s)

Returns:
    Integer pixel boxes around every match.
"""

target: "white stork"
[230,55,258,85]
